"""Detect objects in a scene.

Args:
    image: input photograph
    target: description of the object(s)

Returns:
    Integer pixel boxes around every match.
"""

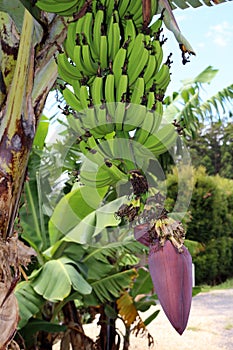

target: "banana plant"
[0,0,231,348]
[9,121,154,349]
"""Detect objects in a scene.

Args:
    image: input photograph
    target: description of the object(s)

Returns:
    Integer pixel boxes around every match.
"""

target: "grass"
[199,278,233,293]
[224,323,233,330]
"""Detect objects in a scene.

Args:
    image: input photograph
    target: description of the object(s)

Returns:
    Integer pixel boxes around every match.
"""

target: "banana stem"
[0,9,34,240]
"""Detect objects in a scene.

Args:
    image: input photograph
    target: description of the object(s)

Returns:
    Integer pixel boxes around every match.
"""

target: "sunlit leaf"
[49,185,108,244]
[31,258,91,301]
[64,196,126,244]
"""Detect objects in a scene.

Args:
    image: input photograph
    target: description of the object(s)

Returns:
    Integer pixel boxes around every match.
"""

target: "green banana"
[144,54,156,85]
[124,19,136,55]
[127,32,145,60]
[143,124,177,155]
[73,45,88,76]
[107,14,114,60]
[123,104,146,132]
[147,91,156,110]
[62,86,83,111]
[154,63,171,92]
[82,11,93,47]
[105,0,116,21]
[152,39,163,74]
[118,0,130,18]
[79,85,90,110]
[134,109,156,145]
[127,47,149,86]
[150,16,163,35]
[67,113,85,137]
[63,21,76,61]
[127,0,141,17]
[94,103,114,136]
[115,102,126,131]
[72,79,81,97]
[130,77,145,105]
[93,9,104,57]
[82,105,97,131]
[112,46,127,88]
[105,74,116,118]
[76,11,86,34]
[99,35,108,69]
[80,165,112,188]
[91,75,104,105]
[57,53,83,84]
[85,135,107,164]
[116,74,128,102]
[82,44,98,75]
[111,21,121,60]
[150,101,164,134]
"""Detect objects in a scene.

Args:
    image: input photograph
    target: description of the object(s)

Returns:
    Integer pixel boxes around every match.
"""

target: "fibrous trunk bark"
[0,7,66,348]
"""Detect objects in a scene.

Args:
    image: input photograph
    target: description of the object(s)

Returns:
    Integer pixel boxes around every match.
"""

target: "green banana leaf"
[49,185,108,245]
[31,257,92,302]
[61,196,127,245]
[130,268,153,298]
[15,281,45,329]
[182,66,219,85]
[143,310,160,326]
[81,240,145,280]
[19,319,67,347]
[91,269,138,303]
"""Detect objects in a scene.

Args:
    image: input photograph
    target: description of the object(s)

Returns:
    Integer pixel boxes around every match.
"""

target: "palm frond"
[199,84,233,119]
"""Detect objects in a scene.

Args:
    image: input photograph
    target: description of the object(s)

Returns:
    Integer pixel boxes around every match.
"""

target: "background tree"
[188,121,233,178]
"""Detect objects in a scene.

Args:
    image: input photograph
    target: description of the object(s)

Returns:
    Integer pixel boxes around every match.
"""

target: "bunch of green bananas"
[57,5,173,139]
[43,0,178,187]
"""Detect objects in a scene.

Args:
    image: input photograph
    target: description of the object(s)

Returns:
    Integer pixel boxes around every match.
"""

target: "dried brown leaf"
[0,283,19,350]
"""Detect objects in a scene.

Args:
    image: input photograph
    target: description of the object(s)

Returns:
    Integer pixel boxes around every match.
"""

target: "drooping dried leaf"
[0,283,19,349]
[117,292,138,326]
[17,239,36,266]
[117,292,154,347]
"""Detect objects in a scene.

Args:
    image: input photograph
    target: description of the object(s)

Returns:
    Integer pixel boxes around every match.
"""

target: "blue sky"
[162,1,233,98]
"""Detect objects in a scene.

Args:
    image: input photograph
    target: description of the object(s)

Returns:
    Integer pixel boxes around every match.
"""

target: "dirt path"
[126,288,233,350]
[81,289,233,350]
[54,289,233,349]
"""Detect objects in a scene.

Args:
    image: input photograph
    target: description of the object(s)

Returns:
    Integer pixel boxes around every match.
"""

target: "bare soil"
[54,289,233,350]
[82,289,233,350]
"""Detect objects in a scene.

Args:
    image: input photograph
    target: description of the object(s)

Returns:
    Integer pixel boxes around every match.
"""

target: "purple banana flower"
[134,223,150,247]
[148,239,192,335]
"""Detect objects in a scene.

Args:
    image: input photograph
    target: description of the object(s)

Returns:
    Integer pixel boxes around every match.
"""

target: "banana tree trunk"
[0,8,66,348]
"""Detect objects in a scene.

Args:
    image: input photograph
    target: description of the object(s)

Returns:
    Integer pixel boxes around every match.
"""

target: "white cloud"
[206,21,233,47]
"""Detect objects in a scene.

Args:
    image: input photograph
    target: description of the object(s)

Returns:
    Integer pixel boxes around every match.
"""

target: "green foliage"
[194,237,233,285]
[188,121,233,179]
[166,167,233,284]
